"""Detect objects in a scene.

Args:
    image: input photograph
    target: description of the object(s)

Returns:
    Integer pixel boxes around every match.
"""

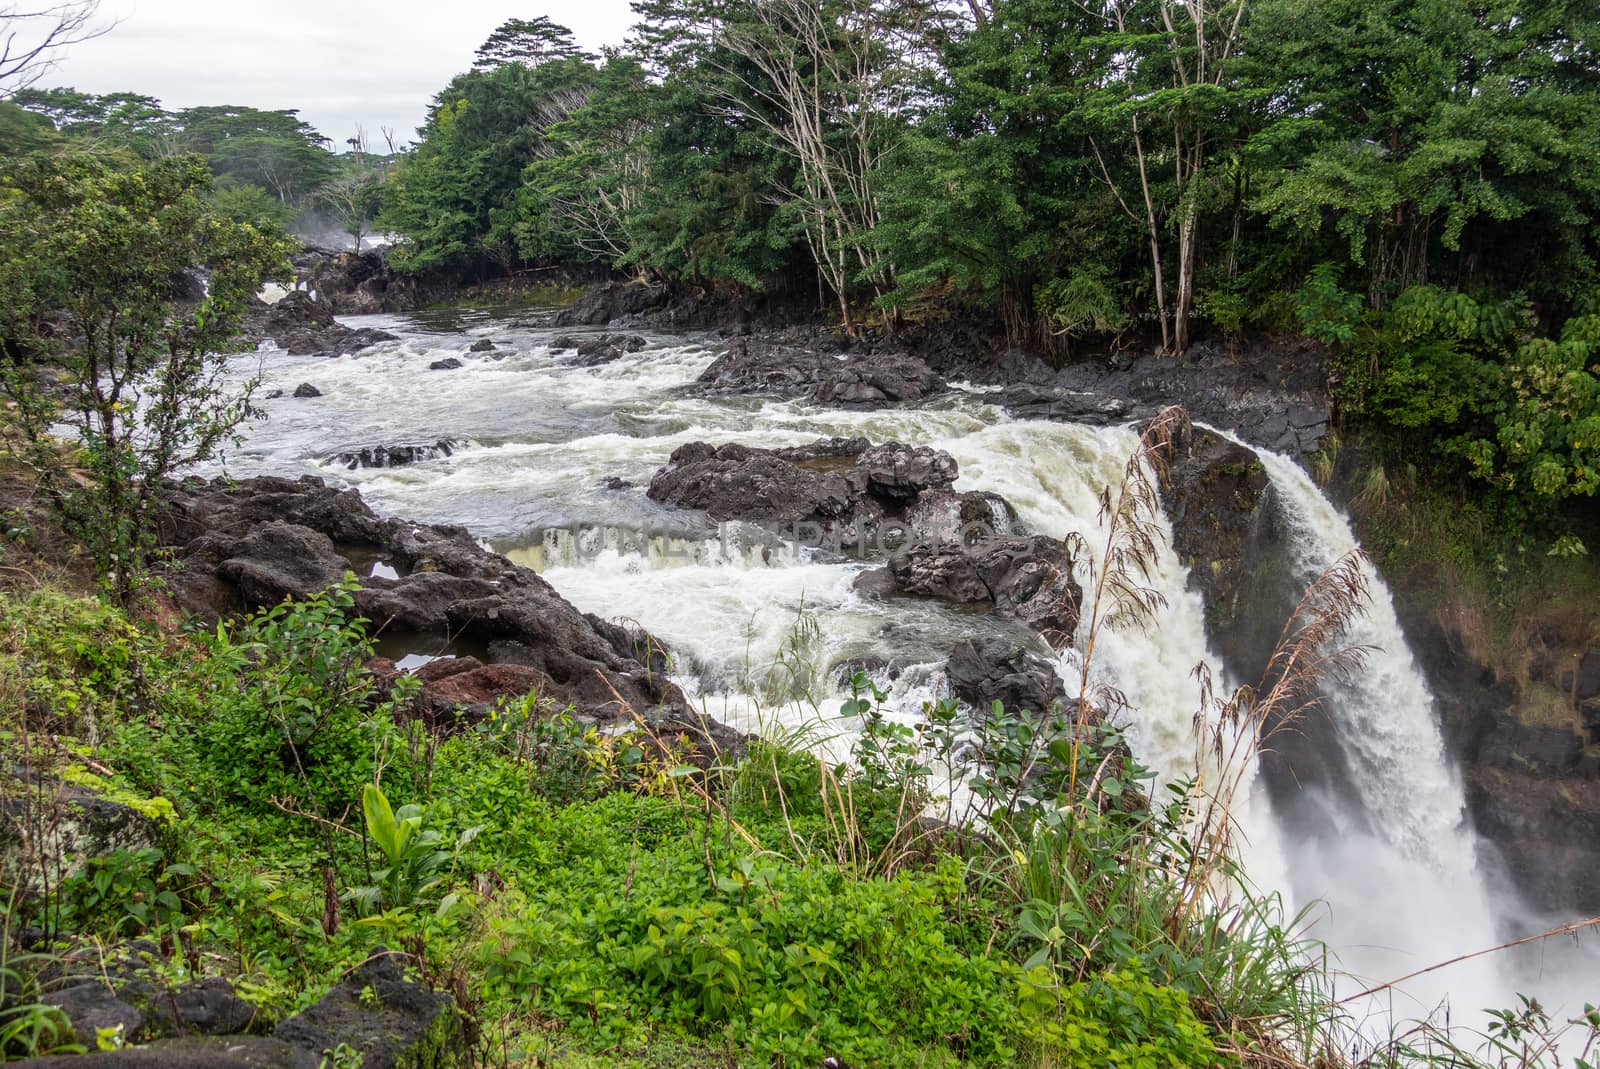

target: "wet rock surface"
[945,639,1066,717]
[239,291,397,356]
[552,279,672,327]
[156,476,693,724]
[1162,425,1274,641]
[557,332,649,366]
[857,535,1082,643]
[646,437,1005,550]
[697,340,939,406]
[329,439,463,471]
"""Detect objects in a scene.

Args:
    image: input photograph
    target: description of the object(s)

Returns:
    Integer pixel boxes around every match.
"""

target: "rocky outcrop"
[946,639,1065,717]
[646,438,1005,551]
[552,280,671,327]
[1162,426,1272,640]
[697,340,939,406]
[299,248,421,315]
[23,947,461,1069]
[275,950,461,1069]
[1050,340,1331,456]
[554,332,648,366]
[1,774,163,896]
[329,440,463,471]
[239,291,397,356]
[157,476,690,724]
[985,384,1143,426]
[856,536,1082,643]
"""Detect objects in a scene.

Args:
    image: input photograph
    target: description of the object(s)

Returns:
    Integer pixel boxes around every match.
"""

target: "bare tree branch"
[0,2,112,97]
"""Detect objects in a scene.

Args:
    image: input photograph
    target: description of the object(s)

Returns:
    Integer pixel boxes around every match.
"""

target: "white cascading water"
[206,309,1592,1040]
[1243,443,1508,1022]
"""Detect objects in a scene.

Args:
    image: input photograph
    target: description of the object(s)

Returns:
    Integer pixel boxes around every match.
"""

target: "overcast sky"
[43,0,637,146]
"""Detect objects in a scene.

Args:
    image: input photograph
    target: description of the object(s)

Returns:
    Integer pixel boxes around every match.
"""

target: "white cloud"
[44,0,636,143]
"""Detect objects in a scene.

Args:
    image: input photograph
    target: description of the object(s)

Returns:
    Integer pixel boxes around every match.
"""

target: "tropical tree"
[0,153,294,601]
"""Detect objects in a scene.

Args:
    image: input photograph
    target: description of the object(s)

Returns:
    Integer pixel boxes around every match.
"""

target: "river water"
[209,307,1597,1049]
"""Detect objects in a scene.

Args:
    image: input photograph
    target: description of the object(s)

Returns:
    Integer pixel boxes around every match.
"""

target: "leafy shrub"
[184,580,409,815]
[1017,966,1230,1068]
[55,847,194,938]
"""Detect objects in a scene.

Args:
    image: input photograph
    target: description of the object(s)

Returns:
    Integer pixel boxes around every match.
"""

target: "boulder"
[274,949,462,1069]
[214,523,353,610]
[697,341,940,406]
[157,476,692,724]
[946,639,1065,717]
[468,338,497,352]
[552,280,671,327]
[292,383,321,399]
[863,536,1082,643]
[330,440,461,471]
[241,291,397,356]
[561,333,649,367]
[428,358,462,371]
[47,980,145,1048]
[646,438,999,552]
[1,774,163,897]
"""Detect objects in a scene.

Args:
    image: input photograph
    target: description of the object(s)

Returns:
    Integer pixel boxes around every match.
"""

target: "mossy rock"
[274,948,463,1069]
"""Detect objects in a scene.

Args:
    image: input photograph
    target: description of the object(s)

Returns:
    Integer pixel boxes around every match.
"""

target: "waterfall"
[1244,442,1509,1020]
[205,312,1596,1038]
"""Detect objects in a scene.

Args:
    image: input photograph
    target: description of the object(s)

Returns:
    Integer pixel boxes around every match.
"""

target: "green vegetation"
[0,152,293,602]
[0,581,1259,1067]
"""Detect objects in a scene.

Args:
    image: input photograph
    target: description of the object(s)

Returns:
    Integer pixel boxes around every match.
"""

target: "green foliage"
[209,180,296,231]
[1293,263,1364,346]
[1330,284,1600,536]
[0,589,141,736]
[1017,966,1228,1068]
[182,580,411,815]
[56,847,193,938]
[0,152,294,600]
[344,783,475,917]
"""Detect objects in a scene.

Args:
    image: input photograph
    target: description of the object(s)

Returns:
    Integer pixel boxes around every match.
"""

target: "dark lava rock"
[240,290,397,356]
[157,476,696,724]
[1561,648,1600,703]
[561,333,649,367]
[300,248,421,316]
[332,440,461,471]
[860,535,1082,642]
[1048,338,1331,456]
[946,639,1065,717]
[1162,425,1272,640]
[553,280,671,327]
[274,949,462,1069]
[429,357,463,371]
[366,656,549,727]
[988,384,1143,425]
[601,476,634,491]
[292,382,321,399]
[697,341,939,406]
[468,338,497,352]
[8,1036,315,1068]
[646,437,1000,551]
[47,982,145,1048]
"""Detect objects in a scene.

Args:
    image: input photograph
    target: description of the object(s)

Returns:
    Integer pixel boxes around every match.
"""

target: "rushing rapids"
[206,306,1595,1040]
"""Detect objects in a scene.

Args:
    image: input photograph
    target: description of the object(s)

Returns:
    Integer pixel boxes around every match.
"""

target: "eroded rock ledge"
[155,476,704,734]
[645,437,1010,549]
